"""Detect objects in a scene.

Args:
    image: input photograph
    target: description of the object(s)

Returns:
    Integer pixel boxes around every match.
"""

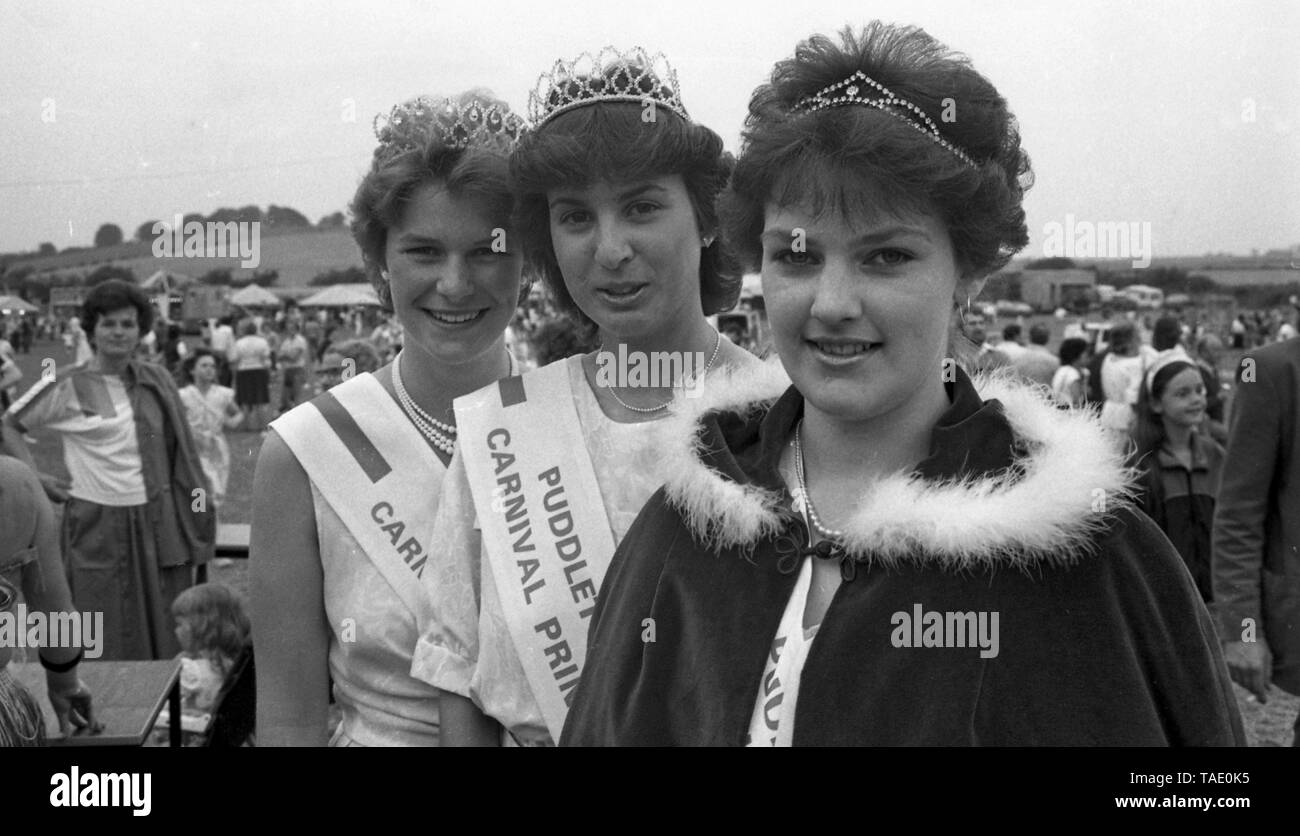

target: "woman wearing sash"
[251,92,528,746]
[415,49,760,746]
[561,24,1245,746]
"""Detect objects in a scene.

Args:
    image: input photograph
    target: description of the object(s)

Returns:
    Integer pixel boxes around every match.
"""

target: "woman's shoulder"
[269,373,384,455]
[1065,502,1215,623]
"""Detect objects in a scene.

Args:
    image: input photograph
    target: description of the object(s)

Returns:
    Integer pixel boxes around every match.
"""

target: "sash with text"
[272,373,444,625]
[456,362,616,741]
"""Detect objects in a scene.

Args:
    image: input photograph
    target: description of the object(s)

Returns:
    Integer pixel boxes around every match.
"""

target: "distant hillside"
[6,228,363,287]
[1008,255,1299,287]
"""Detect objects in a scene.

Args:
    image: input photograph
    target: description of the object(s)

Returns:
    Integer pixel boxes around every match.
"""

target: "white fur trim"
[661,365,1137,568]
[657,357,793,552]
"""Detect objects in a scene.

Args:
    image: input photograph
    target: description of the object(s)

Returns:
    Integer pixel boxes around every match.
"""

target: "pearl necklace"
[793,420,846,541]
[598,331,724,414]
[391,354,456,455]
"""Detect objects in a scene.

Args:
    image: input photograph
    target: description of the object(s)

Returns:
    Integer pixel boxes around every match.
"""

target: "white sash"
[455,361,616,741]
[272,373,443,625]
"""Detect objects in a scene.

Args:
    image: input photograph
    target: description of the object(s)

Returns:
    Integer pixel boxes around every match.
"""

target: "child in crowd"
[154,583,251,744]
[1128,356,1223,603]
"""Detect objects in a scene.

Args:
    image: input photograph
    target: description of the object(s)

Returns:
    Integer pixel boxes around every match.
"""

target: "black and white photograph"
[0,0,1295,816]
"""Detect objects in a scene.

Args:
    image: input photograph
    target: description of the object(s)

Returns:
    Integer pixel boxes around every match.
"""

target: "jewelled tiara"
[794,70,978,169]
[528,47,690,129]
[372,95,527,163]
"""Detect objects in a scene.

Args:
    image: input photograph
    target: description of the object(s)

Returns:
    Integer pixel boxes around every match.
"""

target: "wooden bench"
[197,522,250,583]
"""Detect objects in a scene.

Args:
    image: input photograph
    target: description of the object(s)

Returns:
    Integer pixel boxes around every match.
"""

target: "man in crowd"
[996,322,1026,362]
[1214,335,1300,745]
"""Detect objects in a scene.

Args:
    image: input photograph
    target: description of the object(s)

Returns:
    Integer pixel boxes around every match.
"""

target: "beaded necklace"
[793,419,846,541]
[598,330,723,414]
[391,354,456,455]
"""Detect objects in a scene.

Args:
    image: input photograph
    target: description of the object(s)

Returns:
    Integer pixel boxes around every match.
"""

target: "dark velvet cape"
[561,368,1245,746]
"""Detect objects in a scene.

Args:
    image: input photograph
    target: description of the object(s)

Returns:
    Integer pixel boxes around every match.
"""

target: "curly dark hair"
[510,62,740,329]
[718,23,1033,284]
[82,279,154,346]
[349,90,521,312]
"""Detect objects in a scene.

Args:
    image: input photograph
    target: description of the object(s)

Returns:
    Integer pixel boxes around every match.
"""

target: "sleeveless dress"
[271,372,442,746]
[413,355,676,745]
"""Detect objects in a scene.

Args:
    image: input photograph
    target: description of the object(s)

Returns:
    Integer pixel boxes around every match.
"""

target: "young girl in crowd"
[1129,356,1223,603]
[154,582,251,744]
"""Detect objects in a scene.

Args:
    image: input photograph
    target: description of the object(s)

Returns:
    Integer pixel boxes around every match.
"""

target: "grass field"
[6,338,1296,745]
[11,228,362,289]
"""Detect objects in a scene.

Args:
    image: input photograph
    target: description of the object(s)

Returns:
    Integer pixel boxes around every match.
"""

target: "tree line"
[18,206,347,257]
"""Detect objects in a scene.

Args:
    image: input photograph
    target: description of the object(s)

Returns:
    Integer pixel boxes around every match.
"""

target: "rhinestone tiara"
[372,95,527,164]
[528,47,690,129]
[794,70,978,169]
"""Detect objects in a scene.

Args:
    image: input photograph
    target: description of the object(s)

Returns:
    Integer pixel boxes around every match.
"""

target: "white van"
[1121,285,1164,309]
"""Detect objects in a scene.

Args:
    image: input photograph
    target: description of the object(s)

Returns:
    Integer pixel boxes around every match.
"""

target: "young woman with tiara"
[561,23,1244,746]
[412,48,762,746]
[251,91,529,746]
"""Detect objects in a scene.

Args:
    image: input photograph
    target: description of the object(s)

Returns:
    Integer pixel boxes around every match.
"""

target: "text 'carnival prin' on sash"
[271,372,444,626]
[455,361,616,741]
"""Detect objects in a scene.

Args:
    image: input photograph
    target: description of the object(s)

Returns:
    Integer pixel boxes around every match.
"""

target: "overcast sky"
[1,0,1297,258]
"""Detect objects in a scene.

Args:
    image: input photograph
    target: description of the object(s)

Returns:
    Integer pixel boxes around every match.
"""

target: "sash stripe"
[312,391,392,483]
[70,372,115,418]
[498,375,526,408]
[7,374,57,419]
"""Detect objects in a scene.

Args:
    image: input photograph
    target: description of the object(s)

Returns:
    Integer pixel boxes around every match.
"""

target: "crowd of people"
[1,20,1297,748]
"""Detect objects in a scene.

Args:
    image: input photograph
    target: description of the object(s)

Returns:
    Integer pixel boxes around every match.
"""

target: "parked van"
[1121,284,1163,309]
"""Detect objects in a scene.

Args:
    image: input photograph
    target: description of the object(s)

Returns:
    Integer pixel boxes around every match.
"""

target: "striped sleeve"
[5,372,75,431]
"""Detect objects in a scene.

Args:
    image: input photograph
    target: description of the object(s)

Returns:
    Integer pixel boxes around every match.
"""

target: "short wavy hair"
[718,23,1033,284]
[349,90,521,312]
[82,279,155,346]
[510,72,740,328]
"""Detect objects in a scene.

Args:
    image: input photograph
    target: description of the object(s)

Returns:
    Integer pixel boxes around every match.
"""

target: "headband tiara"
[372,95,527,165]
[793,70,978,169]
[1144,346,1197,398]
[528,47,689,129]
